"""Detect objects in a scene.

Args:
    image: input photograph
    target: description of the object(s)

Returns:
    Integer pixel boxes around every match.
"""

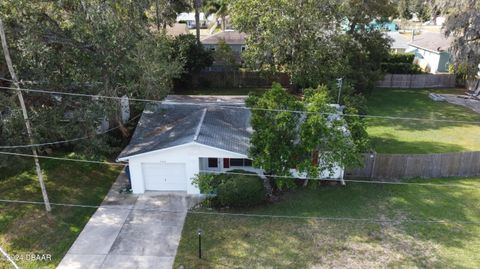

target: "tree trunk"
[194,0,201,43]
[155,0,161,31]
[221,15,226,31]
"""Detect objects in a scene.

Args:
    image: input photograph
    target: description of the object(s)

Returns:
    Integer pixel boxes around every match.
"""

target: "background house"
[406,31,453,73]
[201,30,247,56]
[386,32,410,54]
[117,96,344,194]
[176,12,208,29]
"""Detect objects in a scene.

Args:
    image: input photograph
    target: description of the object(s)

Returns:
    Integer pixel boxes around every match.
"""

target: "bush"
[385,53,415,64]
[216,173,266,208]
[193,170,266,208]
[381,63,423,74]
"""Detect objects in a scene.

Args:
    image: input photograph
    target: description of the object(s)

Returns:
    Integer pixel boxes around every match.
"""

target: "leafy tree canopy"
[246,83,368,190]
[231,0,394,93]
[0,0,184,164]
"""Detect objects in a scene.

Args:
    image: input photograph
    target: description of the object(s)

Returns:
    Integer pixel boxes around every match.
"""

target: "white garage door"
[141,162,187,191]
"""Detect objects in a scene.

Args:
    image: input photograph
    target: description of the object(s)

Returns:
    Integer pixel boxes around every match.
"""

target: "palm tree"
[204,0,229,31]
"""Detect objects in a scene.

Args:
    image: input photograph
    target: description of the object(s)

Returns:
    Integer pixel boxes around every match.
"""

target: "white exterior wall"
[123,142,247,194]
[406,46,441,73]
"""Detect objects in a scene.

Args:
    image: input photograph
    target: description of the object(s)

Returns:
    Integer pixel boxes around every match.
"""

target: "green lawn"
[367,88,480,154]
[175,178,480,269]
[0,153,122,269]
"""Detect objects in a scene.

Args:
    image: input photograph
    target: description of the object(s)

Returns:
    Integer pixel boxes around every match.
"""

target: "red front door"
[223,158,230,168]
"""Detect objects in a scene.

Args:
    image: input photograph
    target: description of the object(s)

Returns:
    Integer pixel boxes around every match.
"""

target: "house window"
[241,46,246,52]
[208,158,218,168]
[230,158,253,167]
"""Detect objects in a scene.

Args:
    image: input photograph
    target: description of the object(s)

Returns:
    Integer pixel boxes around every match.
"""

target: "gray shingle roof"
[386,32,409,50]
[408,31,453,52]
[117,102,252,159]
[201,30,247,45]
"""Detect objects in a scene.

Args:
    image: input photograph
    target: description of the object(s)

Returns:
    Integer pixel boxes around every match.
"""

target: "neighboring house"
[201,30,247,55]
[117,96,344,194]
[201,30,247,71]
[165,23,189,37]
[176,12,209,29]
[386,32,410,54]
[406,31,453,73]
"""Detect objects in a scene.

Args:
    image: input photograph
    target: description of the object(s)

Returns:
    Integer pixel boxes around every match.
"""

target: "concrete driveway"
[57,172,200,269]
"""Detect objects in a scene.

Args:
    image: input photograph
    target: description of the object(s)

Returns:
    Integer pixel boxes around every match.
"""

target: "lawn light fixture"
[197,228,203,259]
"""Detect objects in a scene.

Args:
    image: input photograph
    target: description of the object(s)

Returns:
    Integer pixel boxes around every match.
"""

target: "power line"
[0,198,478,225]
[199,170,478,189]
[0,151,477,189]
[0,151,125,166]
[0,113,142,149]
[1,85,480,124]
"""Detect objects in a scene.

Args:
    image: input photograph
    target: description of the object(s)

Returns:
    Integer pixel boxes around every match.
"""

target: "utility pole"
[0,19,51,212]
[336,78,343,104]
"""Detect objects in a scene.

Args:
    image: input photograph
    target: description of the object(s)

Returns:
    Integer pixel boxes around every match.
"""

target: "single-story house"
[201,30,247,54]
[117,96,344,194]
[405,31,453,73]
[176,12,209,29]
[201,30,248,71]
[386,32,409,54]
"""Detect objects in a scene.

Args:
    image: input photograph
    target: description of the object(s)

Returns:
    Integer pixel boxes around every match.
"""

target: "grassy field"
[367,88,480,153]
[0,153,122,269]
[175,178,480,269]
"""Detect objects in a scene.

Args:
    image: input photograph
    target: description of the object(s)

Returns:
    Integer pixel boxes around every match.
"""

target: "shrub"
[385,53,415,64]
[216,173,266,208]
[381,63,423,74]
[193,170,266,207]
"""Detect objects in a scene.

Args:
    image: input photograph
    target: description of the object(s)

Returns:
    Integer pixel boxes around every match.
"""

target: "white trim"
[117,142,196,161]
[117,141,249,162]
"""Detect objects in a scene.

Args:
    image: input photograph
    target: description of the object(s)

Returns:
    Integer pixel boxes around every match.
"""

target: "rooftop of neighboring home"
[386,32,410,50]
[165,23,189,37]
[408,31,454,53]
[201,30,247,45]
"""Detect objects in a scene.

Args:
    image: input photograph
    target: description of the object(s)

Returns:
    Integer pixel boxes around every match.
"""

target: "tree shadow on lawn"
[369,134,468,154]
[176,181,480,268]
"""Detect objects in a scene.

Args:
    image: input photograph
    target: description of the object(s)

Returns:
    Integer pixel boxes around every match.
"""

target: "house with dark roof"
[386,32,409,54]
[117,96,344,194]
[405,31,454,73]
[201,30,247,54]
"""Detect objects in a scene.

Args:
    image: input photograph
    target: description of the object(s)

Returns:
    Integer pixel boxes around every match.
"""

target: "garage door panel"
[142,162,187,191]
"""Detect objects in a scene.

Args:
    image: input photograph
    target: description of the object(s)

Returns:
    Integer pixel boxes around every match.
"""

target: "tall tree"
[152,0,191,30]
[204,0,230,30]
[231,0,393,93]
[398,0,413,20]
[438,0,480,78]
[0,1,183,161]
[246,83,367,190]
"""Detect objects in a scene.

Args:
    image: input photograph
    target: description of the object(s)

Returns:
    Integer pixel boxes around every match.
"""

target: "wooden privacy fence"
[193,71,290,88]
[346,152,480,180]
[377,74,456,88]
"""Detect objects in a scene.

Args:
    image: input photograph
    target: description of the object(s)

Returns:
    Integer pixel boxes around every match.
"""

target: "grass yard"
[0,153,122,269]
[175,178,480,269]
[367,88,480,153]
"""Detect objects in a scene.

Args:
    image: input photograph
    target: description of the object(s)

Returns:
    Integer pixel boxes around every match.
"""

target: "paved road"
[57,172,199,269]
